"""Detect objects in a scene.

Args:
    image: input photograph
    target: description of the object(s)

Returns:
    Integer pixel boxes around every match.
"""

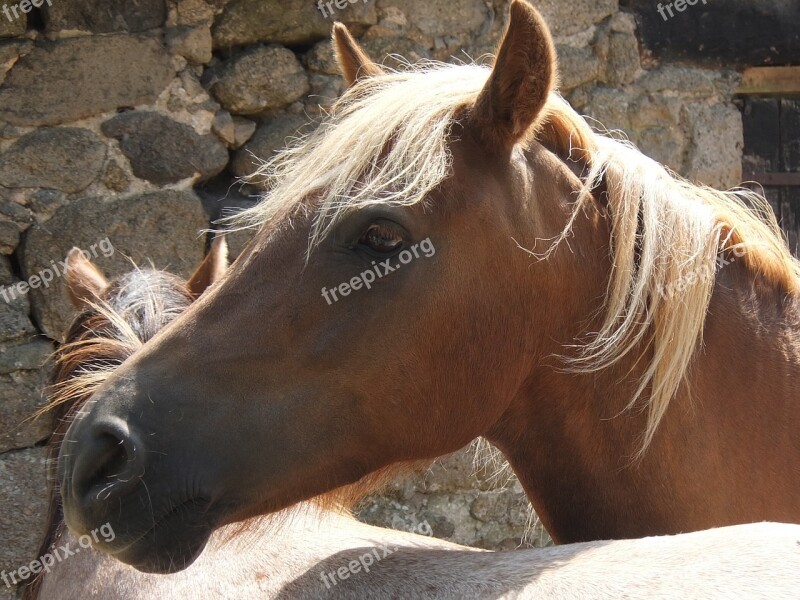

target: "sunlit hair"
[225,61,487,252]
[226,61,800,454]
[46,270,194,418]
[543,94,800,453]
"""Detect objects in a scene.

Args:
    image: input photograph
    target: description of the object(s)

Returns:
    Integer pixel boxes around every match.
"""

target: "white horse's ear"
[65,248,109,310]
[188,235,229,298]
[470,0,558,151]
[332,22,384,87]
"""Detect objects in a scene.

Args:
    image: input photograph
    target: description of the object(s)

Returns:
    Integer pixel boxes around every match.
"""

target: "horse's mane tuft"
[540,95,800,453]
[224,61,488,255]
[47,269,194,420]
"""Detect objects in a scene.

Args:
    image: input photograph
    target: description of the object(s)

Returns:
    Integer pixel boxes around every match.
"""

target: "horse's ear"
[188,235,229,299]
[65,248,109,310]
[332,22,384,87]
[469,0,557,152]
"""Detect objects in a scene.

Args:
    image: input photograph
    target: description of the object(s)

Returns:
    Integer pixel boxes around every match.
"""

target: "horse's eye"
[358,223,404,254]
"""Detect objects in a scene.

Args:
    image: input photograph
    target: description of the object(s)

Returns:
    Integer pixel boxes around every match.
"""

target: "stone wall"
[0,0,752,597]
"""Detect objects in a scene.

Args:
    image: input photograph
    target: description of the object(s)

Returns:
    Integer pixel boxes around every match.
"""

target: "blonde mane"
[540,95,800,452]
[229,61,800,453]
[227,62,488,250]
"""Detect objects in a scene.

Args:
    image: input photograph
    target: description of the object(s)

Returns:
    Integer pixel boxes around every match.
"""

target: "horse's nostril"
[83,434,131,493]
[72,417,147,505]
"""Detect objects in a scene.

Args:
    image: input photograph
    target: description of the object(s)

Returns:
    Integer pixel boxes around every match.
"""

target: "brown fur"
[332,22,385,86]
[187,236,229,299]
[64,247,110,310]
[471,0,558,150]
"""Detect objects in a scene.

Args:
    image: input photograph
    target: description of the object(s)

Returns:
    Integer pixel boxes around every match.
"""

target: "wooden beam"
[738,67,800,95]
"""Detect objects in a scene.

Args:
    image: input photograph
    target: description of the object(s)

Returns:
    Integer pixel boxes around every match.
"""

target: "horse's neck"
[491,259,800,543]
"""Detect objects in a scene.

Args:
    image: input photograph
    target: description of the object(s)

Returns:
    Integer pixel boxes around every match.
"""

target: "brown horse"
[27,241,800,599]
[27,242,464,598]
[57,0,800,571]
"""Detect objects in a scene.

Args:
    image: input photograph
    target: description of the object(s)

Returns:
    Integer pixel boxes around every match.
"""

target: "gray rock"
[0,128,107,193]
[0,447,49,582]
[0,369,51,453]
[232,116,256,149]
[637,67,719,97]
[176,0,217,26]
[534,0,617,37]
[0,256,12,286]
[0,337,51,374]
[576,86,692,174]
[598,14,641,85]
[101,159,131,193]
[574,86,635,134]
[0,40,32,86]
[43,0,166,33]
[225,227,256,260]
[416,447,488,494]
[685,102,743,188]
[557,44,599,91]
[0,197,31,255]
[376,0,485,36]
[357,443,549,550]
[210,46,309,115]
[0,8,25,38]
[0,220,20,255]
[0,35,174,127]
[637,127,687,174]
[213,0,326,47]
[305,73,344,115]
[316,0,377,31]
[360,36,432,70]
[0,200,31,228]
[470,489,530,526]
[0,582,15,599]
[0,288,36,343]
[629,95,683,130]
[305,40,339,75]
[20,190,208,340]
[231,114,310,180]
[26,189,66,221]
[211,112,255,149]
[102,112,229,185]
[167,25,213,65]
[212,0,376,48]
[0,44,16,84]
[628,95,686,171]
[211,110,236,146]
